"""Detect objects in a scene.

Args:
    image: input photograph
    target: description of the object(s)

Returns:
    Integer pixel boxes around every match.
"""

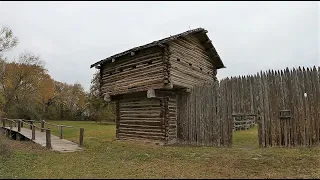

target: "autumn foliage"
[0,26,115,121]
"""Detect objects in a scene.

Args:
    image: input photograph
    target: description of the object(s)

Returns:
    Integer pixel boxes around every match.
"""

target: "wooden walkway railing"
[1,118,84,149]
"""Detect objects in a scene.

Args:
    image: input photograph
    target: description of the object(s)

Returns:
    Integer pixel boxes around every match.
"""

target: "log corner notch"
[162,44,172,87]
[147,89,156,98]
[103,93,111,103]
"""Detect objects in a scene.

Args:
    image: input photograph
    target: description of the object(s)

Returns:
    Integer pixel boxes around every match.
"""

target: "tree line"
[0,26,115,122]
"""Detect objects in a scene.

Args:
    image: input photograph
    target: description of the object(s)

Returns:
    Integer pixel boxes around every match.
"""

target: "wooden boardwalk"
[2,126,83,153]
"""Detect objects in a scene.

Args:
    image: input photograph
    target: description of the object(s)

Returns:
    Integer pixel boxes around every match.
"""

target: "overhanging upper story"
[90,28,226,97]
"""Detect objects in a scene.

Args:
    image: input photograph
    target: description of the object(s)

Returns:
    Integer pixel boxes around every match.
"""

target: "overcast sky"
[0,1,319,91]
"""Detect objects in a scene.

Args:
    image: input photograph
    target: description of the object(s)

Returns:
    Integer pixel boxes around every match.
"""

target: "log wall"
[168,34,217,88]
[118,97,165,141]
[100,46,165,96]
[116,91,178,144]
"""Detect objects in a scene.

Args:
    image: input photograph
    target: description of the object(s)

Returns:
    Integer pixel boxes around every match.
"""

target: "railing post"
[79,128,84,147]
[41,120,44,132]
[32,125,35,140]
[9,121,12,130]
[46,128,51,149]
[20,119,23,128]
[29,121,33,130]
[18,121,21,132]
[2,118,5,127]
[59,126,63,139]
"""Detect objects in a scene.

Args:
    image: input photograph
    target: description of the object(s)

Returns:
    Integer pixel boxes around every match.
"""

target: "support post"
[32,125,35,140]
[16,133,21,141]
[79,128,84,147]
[20,120,23,128]
[9,121,12,130]
[18,121,21,132]
[46,129,51,149]
[59,126,63,139]
[9,130,12,139]
[41,120,44,132]
[5,129,9,138]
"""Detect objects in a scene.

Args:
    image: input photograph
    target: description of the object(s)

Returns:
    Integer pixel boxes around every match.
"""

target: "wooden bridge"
[1,118,84,153]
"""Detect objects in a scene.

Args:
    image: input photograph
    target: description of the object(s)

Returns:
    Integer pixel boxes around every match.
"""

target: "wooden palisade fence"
[177,80,233,147]
[253,66,320,147]
[220,66,320,147]
[178,66,319,148]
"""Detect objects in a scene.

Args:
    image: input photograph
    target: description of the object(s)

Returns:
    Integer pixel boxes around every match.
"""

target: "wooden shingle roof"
[90,28,225,69]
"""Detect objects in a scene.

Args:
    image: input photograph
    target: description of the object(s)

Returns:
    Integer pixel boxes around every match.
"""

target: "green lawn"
[0,121,319,179]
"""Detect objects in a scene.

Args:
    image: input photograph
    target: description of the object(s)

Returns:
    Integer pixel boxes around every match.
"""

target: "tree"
[86,71,115,123]
[0,57,6,117]
[0,26,19,53]
[0,25,18,117]
[2,51,48,119]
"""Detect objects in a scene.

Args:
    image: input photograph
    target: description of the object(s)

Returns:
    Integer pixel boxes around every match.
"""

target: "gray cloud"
[0,1,318,91]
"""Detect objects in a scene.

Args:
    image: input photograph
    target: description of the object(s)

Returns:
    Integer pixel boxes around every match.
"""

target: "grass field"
[0,121,319,179]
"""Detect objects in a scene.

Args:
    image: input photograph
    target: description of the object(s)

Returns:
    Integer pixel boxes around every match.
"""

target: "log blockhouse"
[90,28,225,144]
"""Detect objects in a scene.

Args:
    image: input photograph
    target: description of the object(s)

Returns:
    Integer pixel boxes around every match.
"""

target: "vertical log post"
[32,125,35,140]
[20,120,23,128]
[79,128,84,147]
[18,121,21,132]
[46,129,51,149]
[41,120,44,132]
[59,126,63,139]
[9,121,12,130]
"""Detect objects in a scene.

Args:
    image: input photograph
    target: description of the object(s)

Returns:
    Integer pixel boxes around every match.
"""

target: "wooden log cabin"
[90,28,225,145]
